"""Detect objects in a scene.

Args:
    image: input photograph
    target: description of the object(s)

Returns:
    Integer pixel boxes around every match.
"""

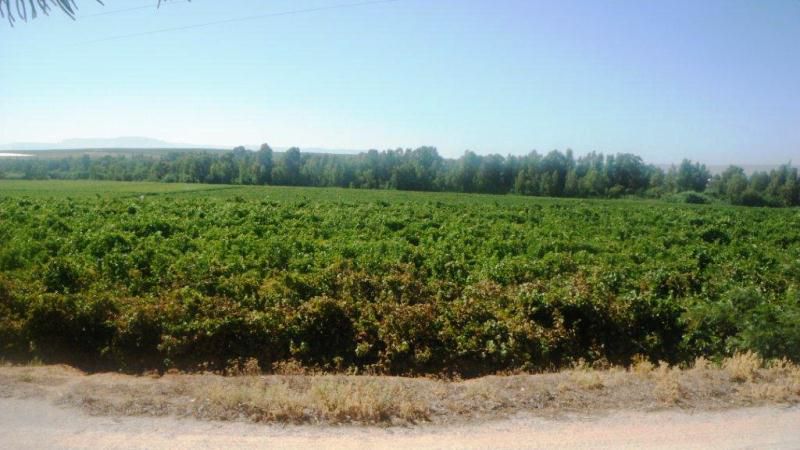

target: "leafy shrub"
[289,296,355,368]
[734,291,800,361]
[0,277,26,358]
[25,293,117,367]
[111,299,164,369]
[42,258,86,294]
[737,190,768,207]
[681,288,800,361]
[373,302,442,373]
[664,192,712,204]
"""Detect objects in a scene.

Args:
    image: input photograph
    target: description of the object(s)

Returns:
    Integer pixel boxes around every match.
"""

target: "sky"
[1,0,798,164]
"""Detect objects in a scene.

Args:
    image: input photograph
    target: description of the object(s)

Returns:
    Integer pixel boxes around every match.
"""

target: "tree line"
[1,145,797,206]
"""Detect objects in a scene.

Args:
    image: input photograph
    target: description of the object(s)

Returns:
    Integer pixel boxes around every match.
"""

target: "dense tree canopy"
[1,146,797,206]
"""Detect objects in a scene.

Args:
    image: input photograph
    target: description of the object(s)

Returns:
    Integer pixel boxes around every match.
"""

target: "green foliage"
[674,159,712,192]
[42,258,87,293]
[738,190,770,207]
[665,192,712,205]
[683,288,800,361]
[25,293,117,365]
[5,148,796,206]
[290,296,355,367]
[0,182,798,373]
[0,276,27,357]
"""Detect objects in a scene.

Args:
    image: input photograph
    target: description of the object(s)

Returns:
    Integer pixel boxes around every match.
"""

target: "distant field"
[0,179,798,376]
[0,180,236,198]
[0,179,718,207]
[0,179,571,203]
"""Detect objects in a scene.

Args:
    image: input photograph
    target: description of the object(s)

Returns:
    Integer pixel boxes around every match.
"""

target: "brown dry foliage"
[1,354,798,426]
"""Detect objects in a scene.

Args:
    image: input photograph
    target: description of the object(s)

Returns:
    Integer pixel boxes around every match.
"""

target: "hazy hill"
[0,137,212,151]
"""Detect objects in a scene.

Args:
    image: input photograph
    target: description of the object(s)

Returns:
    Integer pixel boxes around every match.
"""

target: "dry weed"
[2,356,799,426]
[272,359,312,375]
[225,358,262,377]
[202,376,429,424]
[461,379,512,412]
[692,357,712,371]
[203,379,307,422]
[310,378,427,423]
[653,362,684,405]
[723,351,763,383]
[630,355,655,375]
[745,383,795,403]
[563,367,604,390]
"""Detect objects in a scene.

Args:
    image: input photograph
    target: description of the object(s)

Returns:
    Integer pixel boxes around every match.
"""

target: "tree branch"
[1,0,183,26]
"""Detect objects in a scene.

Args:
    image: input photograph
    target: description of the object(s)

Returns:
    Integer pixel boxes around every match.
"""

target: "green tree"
[715,166,748,203]
[476,155,506,194]
[455,151,480,193]
[581,167,607,196]
[273,147,302,186]
[676,159,710,192]
[255,143,274,185]
[563,169,580,196]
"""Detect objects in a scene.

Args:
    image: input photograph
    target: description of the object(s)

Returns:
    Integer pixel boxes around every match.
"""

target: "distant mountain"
[0,138,365,155]
[0,137,215,151]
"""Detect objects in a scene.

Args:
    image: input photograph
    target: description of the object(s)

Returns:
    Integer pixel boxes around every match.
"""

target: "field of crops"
[1,180,798,375]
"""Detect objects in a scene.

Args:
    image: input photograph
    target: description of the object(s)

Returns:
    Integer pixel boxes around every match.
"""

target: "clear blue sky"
[1,0,798,163]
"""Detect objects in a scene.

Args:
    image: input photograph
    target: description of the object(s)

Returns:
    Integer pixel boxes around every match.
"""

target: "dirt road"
[1,397,798,450]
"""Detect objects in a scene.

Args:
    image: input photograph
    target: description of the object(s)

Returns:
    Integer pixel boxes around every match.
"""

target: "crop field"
[0,180,798,375]
[0,180,236,198]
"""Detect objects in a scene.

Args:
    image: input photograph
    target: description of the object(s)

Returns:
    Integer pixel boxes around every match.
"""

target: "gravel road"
[1,397,798,449]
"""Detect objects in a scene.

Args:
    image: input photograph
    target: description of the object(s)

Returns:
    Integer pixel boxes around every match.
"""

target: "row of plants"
[1,192,798,374]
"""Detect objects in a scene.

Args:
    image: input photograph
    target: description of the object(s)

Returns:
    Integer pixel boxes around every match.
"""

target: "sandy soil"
[1,397,798,449]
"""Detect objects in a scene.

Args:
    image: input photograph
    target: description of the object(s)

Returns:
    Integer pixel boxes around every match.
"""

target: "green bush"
[25,293,116,366]
[664,192,712,205]
[738,191,762,206]
[681,288,800,361]
[42,258,86,294]
[289,296,355,368]
[0,277,26,358]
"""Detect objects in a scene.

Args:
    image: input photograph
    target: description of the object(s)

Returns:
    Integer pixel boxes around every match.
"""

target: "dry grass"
[630,355,656,375]
[199,376,430,424]
[652,362,684,405]
[563,367,605,391]
[1,354,799,426]
[723,351,763,383]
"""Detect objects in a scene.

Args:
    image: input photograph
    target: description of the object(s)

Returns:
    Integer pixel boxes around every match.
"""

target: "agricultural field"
[0,180,235,198]
[0,180,799,376]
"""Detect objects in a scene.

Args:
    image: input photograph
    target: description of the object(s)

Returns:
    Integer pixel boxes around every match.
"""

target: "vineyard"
[0,180,798,375]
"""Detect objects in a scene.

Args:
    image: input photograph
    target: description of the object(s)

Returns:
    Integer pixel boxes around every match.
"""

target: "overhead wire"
[78,0,191,19]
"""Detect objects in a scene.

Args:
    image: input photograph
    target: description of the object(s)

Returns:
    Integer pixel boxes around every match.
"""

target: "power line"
[79,0,191,19]
[81,0,401,44]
